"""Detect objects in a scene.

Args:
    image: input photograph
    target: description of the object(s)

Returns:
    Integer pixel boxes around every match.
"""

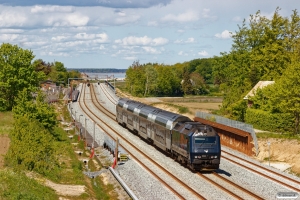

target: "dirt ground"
[0,135,10,169]
[256,138,300,174]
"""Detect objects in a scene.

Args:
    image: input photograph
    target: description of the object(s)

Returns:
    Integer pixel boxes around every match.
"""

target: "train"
[116,97,221,171]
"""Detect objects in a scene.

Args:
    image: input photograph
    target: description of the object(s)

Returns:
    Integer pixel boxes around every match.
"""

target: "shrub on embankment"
[245,108,294,133]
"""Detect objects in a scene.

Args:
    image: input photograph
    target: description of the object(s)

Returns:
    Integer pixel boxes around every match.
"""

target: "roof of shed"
[243,81,275,100]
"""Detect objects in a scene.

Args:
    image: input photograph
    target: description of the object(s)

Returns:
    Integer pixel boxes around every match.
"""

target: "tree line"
[125,59,215,97]
[125,8,300,134]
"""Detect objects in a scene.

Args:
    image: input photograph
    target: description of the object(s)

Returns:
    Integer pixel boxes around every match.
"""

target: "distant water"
[85,73,126,79]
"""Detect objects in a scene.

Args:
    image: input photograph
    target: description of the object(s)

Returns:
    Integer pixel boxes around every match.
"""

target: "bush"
[245,108,294,133]
[5,116,58,175]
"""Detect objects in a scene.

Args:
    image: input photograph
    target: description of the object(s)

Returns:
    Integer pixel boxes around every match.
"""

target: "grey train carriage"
[116,98,221,171]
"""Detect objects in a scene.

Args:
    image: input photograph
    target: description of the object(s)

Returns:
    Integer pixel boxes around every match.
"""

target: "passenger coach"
[116,98,220,171]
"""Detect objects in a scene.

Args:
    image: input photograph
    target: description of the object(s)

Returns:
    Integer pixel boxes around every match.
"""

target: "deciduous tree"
[0,43,44,111]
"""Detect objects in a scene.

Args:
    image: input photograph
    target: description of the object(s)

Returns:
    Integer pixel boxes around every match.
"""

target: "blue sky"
[0,0,299,69]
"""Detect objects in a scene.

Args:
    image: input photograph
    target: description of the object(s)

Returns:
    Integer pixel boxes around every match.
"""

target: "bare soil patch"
[0,135,10,169]
[26,172,86,197]
[44,180,86,196]
[256,138,300,174]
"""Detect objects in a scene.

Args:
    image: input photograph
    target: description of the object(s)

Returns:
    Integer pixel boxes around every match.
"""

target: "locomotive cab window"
[194,137,216,144]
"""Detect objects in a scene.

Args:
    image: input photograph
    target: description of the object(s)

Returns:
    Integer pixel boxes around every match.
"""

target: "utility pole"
[114,138,119,168]
[85,117,88,147]
[90,121,96,159]
[79,114,83,141]
[93,121,95,149]
[268,141,271,166]
[75,111,77,135]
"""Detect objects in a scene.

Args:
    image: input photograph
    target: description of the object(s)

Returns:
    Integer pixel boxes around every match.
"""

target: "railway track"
[91,84,116,119]
[69,82,299,199]
[221,150,300,193]
[92,83,267,199]
[99,82,118,104]
[81,83,207,199]
[197,172,264,200]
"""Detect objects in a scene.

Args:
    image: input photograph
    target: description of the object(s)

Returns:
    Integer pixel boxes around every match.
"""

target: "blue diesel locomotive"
[116,98,221,171]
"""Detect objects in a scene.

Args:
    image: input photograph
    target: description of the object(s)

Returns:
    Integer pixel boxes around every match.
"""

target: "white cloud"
[22,41,49,47]
[41,51,69,56]
[115,36,168,46]
[232,16,243,22]
[178,51,188,56]
[31,5,74,13]
[0,34,19,41]
[123,56,137,60]
[0,10,28,27]
[99,45,105,50]
[74,33,108,42]
[0,29,24,33]
[142,46,160,54]
[51,35,69,41]
[198,50,208,56]
[161,10,199,22]
[152,37,168,45]
[113,14,140,25]
[58,14,89,26]
[201,8,216,20]
[215,30,233,39]
[174,37,195,44]
[186,37,195,43]
[147,21,158,26]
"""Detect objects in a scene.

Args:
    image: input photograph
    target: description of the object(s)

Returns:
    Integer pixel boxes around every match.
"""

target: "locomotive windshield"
[194,137,216,144]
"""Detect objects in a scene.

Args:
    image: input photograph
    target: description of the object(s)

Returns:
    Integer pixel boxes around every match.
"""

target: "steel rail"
[222,150,300,185]
[221,150,300,193]
[222,155,300,193]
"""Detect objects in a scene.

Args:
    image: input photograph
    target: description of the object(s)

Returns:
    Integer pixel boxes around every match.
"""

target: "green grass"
[48,126,86,185]
[61,104,72,122]
[93,178,118,200]
[0,112,13,135]
[0,170,58,200]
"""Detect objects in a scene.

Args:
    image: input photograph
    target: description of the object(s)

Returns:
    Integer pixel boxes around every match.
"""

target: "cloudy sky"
[0,0,298,69]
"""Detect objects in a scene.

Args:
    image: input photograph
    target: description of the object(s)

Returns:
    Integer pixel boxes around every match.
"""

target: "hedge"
[245,108,294,133]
